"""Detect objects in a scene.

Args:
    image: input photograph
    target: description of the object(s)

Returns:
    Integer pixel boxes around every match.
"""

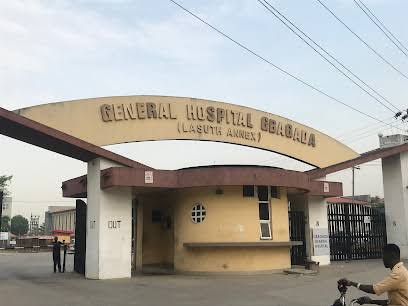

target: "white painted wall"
[382,153,408,258]
[86,158,132,279]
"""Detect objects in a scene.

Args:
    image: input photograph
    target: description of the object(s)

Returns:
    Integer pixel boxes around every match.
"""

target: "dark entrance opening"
[74,199,87,275]
[132,198,137,272]
[289,211,306,265]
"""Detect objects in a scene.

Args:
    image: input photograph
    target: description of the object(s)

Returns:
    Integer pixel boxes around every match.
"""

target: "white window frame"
[260,220,272,240]
[257,186,272,240]
[191,204,206,224]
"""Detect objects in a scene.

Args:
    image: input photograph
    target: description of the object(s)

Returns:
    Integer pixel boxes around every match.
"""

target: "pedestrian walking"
[52,237,62,273]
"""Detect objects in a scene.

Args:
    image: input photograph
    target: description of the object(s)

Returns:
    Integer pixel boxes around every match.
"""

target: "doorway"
[74,199,87,275]
[131,194,175,275]
[289,211,306,265]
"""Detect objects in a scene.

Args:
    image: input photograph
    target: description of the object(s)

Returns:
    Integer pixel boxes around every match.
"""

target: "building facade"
[64,161,341,278]
[44,206,76,237]
[52,209,76,233]
[7,95,404,280]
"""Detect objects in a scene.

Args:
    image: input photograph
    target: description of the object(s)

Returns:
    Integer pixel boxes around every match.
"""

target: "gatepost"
[85,158,133,279]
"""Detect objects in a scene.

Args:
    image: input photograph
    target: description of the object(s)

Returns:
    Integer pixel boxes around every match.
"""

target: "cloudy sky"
[1,0,408,221]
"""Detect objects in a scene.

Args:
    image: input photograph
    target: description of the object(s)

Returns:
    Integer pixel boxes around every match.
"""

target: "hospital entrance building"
[1,96,407,279]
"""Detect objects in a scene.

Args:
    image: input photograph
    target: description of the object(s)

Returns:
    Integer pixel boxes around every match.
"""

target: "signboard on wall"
[144,171,154,184]
[364,216,371,224]
[312,228,330,256]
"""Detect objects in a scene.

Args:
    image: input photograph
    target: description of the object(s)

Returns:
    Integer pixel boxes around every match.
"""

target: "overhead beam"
[307,142,408,179]
[0,107,152,169]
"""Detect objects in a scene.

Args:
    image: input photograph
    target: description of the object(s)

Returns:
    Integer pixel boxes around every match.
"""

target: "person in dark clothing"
[52,237,62,273]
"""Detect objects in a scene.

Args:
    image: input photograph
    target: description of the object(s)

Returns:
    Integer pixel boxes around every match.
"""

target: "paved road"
[0,252,390,306]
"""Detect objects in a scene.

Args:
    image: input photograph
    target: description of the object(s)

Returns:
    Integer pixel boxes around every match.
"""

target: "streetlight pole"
[0,191,3,232]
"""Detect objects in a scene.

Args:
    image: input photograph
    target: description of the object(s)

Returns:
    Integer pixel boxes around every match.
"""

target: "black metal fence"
[328,203,387,261]
[289,211,306,265]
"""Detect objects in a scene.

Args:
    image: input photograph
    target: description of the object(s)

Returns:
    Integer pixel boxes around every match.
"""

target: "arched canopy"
[16,96,358,168]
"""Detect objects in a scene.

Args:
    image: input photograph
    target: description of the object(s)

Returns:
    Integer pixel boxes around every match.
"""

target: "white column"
[307,196,330,266]
[382,153,408,258]
[86,158,132,279]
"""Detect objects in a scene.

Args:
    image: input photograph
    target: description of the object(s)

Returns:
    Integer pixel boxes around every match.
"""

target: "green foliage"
[1,216,10,232]
[0,175,12,195]
[11,215,29,236]
[38,222,46,235]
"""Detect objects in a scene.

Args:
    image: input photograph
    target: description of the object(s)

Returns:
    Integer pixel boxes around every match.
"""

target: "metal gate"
[328,203,387,261]
[74,199,87,275]
[289,211,306,265]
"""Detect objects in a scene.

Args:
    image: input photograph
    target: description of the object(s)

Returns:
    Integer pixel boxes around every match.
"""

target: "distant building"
[44,212,52,235]
[2,197,12,218]
[379,134,408,148]
[44,206,76,236]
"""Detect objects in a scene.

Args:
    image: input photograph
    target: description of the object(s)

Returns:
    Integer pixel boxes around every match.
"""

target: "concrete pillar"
[382,152,408,258]
[86,158,132,279]
[307,196,330,266]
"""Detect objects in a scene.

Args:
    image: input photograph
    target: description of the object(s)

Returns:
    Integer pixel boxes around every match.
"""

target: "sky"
[1,0,408,221]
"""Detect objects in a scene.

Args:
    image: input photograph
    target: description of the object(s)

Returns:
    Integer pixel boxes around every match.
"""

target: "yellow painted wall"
[140,193,174,266]
[175,247,289,272]
[172,186,291,273]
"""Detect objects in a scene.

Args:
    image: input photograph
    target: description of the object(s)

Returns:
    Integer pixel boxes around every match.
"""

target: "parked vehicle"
[68,238,75,254]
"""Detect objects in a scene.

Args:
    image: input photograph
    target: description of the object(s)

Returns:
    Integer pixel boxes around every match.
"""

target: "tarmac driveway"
[0,252,389,306]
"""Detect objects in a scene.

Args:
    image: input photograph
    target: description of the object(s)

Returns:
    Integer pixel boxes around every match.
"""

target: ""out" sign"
[108,220,121,229]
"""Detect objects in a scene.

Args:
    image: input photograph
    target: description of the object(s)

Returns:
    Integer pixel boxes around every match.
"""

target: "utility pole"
[0,191,3,232]
[352,166,355,204]
[352,166,360,204]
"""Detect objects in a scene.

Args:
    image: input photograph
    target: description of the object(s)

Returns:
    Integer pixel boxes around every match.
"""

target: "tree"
[0,175,12,195]
[1,216,10,232]
[11,215,29,236]
[38,222,45,236]
[0,176,12,233]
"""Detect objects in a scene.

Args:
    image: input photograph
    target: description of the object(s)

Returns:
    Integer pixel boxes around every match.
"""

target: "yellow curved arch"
[16,96,358,168]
